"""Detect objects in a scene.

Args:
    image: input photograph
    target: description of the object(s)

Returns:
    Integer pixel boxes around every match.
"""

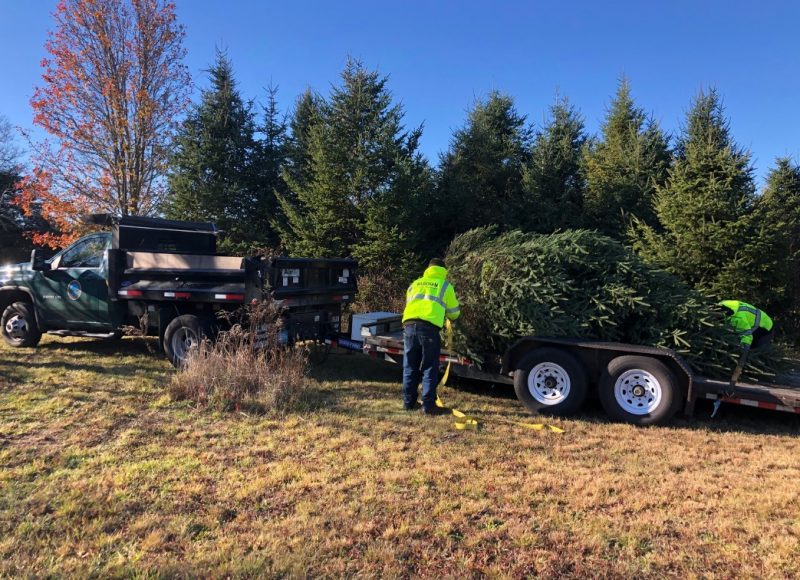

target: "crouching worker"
[719,300,774,349]
[402,258,461,415]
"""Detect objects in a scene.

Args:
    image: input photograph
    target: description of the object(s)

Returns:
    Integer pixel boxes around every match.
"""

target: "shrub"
[170,302,308,412]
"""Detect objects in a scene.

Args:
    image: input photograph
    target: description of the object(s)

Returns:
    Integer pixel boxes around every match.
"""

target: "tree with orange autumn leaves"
[17,0,190,247]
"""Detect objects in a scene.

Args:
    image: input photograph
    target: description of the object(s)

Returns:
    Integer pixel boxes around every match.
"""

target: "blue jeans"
[402,322,441,409]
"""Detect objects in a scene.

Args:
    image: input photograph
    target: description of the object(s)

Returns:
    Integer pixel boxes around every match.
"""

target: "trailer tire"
[1,301,42,348]
[513,347,588,416]
[599,356,681,426]
[163,314,212,368]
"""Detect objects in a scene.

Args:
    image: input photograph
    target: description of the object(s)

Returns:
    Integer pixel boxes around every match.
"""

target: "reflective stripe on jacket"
[719,300,773,345]
[402,265,461,328]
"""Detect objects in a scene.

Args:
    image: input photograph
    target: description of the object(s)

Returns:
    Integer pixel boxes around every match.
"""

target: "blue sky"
[1,0,798,185]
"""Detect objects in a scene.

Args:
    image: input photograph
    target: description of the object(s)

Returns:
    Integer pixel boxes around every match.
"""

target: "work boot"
[403,401,420,411]
[421,405,449,416]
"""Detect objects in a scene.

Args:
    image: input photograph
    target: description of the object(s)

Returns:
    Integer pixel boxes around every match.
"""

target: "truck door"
[36,234,113,331]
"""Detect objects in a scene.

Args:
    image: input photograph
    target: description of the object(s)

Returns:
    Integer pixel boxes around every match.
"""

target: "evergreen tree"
[748,158,800,337]
[248,85,289,249]
[583,79,670,237]
[0,164,28,263]
[0,115,44,263]
[630,89,756,297]
[0,115,23,245]
[521,96,587,233]
[165,51,267,251]
[277,58,429,272]
[435,92,530,247]
[284,89,323,191]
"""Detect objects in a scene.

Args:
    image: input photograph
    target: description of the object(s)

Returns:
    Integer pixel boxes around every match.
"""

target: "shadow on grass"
[671,399,800,436]
[444,376,800,437]
[4,358,166,376]
[295,385,375,413]
[38,336,161,357]
[309,350,401,384]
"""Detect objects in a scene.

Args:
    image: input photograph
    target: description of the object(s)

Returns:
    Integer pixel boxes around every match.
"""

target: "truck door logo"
[67,280,82,301]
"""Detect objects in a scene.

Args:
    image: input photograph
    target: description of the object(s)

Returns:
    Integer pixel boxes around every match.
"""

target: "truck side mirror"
[31,249,50,272]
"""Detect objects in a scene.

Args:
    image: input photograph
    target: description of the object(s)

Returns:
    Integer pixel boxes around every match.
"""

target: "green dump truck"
[0,215,356,366]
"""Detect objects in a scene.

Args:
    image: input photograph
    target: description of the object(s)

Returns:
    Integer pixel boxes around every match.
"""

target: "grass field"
[1,336,800,577]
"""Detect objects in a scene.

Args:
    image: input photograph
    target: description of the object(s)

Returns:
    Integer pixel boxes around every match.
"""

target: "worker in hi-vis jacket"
[401,258,461,415]
[719,300,774,349]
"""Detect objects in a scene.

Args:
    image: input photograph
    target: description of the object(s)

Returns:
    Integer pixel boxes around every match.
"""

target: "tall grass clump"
[170,302,309,412]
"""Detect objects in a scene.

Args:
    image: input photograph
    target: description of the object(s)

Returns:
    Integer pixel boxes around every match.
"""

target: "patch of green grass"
[1,336,800,577]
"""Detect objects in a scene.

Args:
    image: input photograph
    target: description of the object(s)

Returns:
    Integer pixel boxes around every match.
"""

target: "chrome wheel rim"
[171,327,199,364]
[4,314,29,341]
[614,369,662,415]
[528,362,571,405]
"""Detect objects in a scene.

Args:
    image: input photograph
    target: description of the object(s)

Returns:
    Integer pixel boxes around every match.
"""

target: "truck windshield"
[58,235,111,269]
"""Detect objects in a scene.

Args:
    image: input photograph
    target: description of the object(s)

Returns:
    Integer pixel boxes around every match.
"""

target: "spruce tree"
[748,158,800,337]
[435,92,530,247]
[283,89,323,192]
[521,97,587,233]
[248,85,289,249]
[276,58,428,272]
[630,89,756,297]
[583,79,670,238]
[164,51,266,251]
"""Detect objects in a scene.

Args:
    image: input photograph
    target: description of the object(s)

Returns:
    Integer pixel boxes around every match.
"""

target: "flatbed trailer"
[330,314,800,426]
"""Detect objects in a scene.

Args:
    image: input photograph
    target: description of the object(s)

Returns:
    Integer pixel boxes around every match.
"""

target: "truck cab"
[28,232,117,332]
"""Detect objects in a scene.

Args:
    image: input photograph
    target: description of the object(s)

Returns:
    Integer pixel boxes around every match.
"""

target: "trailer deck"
[694,377,800,414]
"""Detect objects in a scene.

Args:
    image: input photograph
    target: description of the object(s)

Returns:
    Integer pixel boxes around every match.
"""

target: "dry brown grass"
[1,336,800,577]
[170,304,308,412]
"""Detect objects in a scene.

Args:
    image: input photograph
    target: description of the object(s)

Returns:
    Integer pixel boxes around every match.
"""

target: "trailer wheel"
[513,347,588,416]
[599,356,681,426]
[1,302,42,348]
[163,314,212,368]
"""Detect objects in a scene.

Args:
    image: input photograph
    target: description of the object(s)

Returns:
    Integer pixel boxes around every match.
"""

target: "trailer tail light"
[118,289,144,297]
[214,293,245,301]
[333,295,350,302]
[164,291,192,299]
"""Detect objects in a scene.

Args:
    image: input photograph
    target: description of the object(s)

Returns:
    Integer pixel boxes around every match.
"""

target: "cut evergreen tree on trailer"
[444,227,784,379]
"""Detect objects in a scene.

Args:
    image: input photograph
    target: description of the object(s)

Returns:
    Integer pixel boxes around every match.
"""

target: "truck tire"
[598,356,682,426]
[163,314,212,368]
[1,301,42,348]
[513,347,588,416]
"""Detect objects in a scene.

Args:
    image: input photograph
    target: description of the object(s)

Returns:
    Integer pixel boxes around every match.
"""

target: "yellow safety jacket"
[720,300,773,346]
[402,265,461,328]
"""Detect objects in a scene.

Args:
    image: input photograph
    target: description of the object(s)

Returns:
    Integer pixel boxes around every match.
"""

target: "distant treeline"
[3,52,799,339]
[162,53,800,338]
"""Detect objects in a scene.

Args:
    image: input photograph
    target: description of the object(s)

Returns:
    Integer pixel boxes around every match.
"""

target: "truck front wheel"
[513,347,588,416]
[1,302,42,348]
[598,356,682,426]
[163,314,212,368]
